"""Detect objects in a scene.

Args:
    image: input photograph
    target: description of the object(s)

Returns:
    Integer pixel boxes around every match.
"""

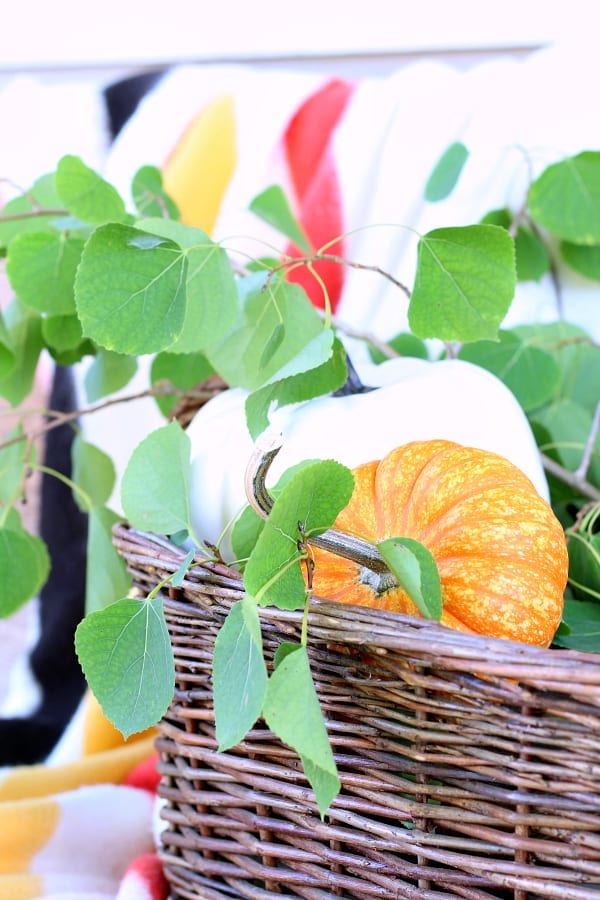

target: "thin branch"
[576,401,600,482]
[328,316,401,359]
[0,381,220,452]
[0,207,69,222]
[265,252,411,298]
[541,453,600,502]
[507,145,536,238]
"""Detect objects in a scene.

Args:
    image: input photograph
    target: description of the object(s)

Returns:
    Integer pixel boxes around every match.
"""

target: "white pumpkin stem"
[244,439,390,575]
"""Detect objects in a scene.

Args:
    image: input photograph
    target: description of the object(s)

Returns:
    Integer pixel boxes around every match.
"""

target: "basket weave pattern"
[114,523,600,899]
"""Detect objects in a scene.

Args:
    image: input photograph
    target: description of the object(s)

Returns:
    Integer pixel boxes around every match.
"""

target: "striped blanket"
[0,692,165,899]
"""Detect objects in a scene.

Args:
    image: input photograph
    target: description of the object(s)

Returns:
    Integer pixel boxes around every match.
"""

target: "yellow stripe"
[162,93,237,235]
[0,796,59,874]
[81,691,156,756]
[0,736,156,803]
[0,874,45,899]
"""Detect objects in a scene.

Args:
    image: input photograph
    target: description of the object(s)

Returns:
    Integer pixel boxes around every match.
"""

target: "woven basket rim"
[114,521,600,681]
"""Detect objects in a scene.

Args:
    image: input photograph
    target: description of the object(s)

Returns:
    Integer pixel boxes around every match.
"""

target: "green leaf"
[231,460,320,564]
[150,350,214,417]
[244,460,354,610]
[6,232,84,315]
[513,321,600,415]
[514,224,551,282]
[273,641,300,668]
[171,549,195,587]
[48,343,96,368]
[213,595,268,750]
[245,332,347,440]
[82,349,137,403]
[0,173,67,247]
[480,209,550,282]
[0,525,50,617]
[0,314,15,381]
[561,241,600,281]
[249,185,312,253]
[528,151,600,244]
[42,314,86,352]
[424,142,469,202]
[259,322,285,370]
[2,506,23,531]
[0,426,28,503]
[378,537,442,620]
[169,529,190,546]
[75,595,175,738]
[263,644,340,817]
[553,599,600,652]
[55,155,127,225]
[210,275,324,390]
[131,165,180,220]
[0,301,44,405]
[74,223,187,354]
[566,504,600,601]
[409,225,516,342]
[121,422,192,535]
[457,330,560,411]
[568,528,600,601]
[139,218,238,354]
[85,506,132,613]
[533,398,600,489]
[71,435,116,511]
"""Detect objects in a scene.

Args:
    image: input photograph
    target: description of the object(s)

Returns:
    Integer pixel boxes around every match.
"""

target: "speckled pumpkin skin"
[311,440,568,647]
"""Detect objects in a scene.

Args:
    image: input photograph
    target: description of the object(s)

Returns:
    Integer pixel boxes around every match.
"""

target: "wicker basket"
[113,522,600,899]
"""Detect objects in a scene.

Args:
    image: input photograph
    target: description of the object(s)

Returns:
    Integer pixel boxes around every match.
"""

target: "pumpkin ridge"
[405,480,552,547]
[310,439,567,647]
[398,472,540,537]
[373,441,537,538]
[418,507,564,555]
[374,439,457,536]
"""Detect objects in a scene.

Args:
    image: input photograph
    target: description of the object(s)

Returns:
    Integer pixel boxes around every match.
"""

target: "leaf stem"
[254,554,306,606]
[301,590,311,647]
[147,572,178,600]
[33,463,93,512]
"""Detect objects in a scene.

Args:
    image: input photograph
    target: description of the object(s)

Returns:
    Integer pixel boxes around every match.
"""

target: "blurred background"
[0,0,590,85]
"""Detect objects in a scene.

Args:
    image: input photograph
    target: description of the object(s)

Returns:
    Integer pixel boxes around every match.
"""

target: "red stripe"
[123,751,160,793]
[121,852,169,899]
[283,79,354,312]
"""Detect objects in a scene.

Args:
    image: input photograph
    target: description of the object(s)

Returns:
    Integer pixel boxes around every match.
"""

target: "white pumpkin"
[186,356,549,561]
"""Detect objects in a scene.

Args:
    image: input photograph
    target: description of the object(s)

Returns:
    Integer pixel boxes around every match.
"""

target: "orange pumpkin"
[311,440,568,647]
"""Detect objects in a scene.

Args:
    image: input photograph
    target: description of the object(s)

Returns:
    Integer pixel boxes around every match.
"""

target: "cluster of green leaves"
[0,153,517,620]
[1,146,599,814]
[426,144,600,647]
